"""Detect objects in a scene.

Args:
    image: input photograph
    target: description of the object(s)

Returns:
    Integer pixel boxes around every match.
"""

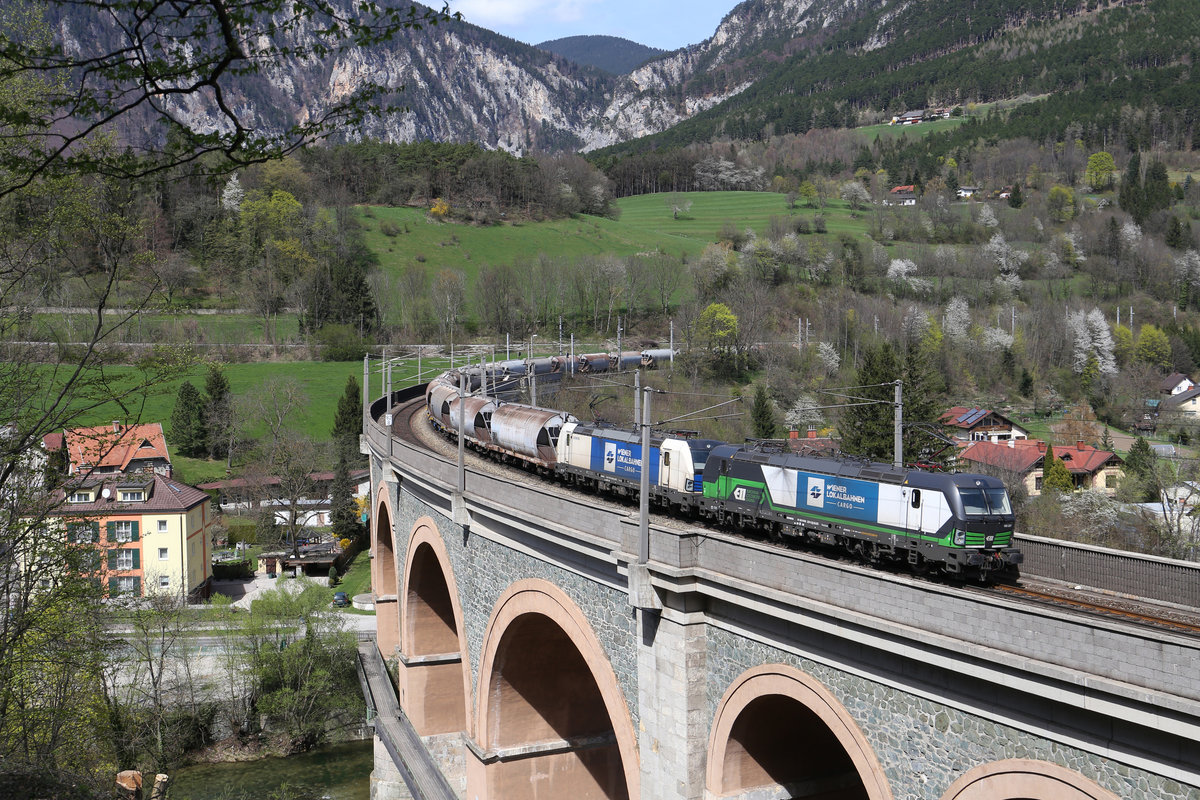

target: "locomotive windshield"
[688,440,721,470]
[959,487,1013,516]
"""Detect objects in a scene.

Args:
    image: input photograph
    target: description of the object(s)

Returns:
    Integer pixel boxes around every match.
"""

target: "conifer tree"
[1041,443,1074,494]
[330,447,361,543]
[170,382,206,458]
[1007,183,1023,209]
[839,342,900,461]
[1119,153,1145,223]
[750,384,777,439]
[332,375,363,457]
[204,363,232,460]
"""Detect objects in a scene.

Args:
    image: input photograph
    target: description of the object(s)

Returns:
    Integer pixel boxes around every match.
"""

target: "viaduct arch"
[398,517,471,737]
[941,760,1121,800]
[706,664,891,800]
[372,484,398,656]
[467,580,639,800]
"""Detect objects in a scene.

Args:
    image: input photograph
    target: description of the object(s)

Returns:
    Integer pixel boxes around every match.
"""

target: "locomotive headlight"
[953,529,966,546]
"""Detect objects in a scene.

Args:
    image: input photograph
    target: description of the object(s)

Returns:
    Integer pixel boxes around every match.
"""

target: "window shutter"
[91,521,100,543]
[106,521,116,542]
[132,549,140,569]
[108,577,118,594]
[132,577,141,596]
[108,550,118,571]
[130,521,139,541]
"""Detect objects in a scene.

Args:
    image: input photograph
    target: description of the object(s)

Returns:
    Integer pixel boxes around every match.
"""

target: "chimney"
[113,420,122,433]
[1036,441,1046,453]
[1077,440,1085,449]
[807,425,817,439]
[1008,439,1015,448]
[789,429,798,439]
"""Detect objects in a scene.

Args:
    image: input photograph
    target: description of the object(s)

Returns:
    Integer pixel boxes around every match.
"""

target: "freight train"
[423,360,1021,580]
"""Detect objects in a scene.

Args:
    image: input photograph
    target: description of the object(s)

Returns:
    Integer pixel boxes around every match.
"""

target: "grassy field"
[855,116,970,143]
[358,191,875,306]
[58,355,453,485]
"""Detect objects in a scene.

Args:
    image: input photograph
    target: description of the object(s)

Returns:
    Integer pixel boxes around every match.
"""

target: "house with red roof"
[956,439,1122,497]
[46,421,171,477]
[940,407,1028,443]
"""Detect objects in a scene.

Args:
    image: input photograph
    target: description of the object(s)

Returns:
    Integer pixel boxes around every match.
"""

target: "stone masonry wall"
[704,627,1195,800]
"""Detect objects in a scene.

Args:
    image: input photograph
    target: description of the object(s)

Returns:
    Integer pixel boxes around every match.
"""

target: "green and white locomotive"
[699,445,1020,578]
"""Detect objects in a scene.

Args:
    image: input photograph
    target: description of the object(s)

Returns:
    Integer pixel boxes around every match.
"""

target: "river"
[169,740,372,800]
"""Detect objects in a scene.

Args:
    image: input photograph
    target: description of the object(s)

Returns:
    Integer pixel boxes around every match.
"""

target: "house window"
[157,519,168,533]
[158,575,170,589]
[118,576,137,594]
[69,524,93,544]
[68,491,91,503]
[158,547,169,561]
[114,521,133,543]
[1106,474,1117,489]
[1034,477,1044,490]
[116,550,134,570]
[120,489,145,502]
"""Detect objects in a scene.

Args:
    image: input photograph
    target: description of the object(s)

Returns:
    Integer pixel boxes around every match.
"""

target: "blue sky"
[447,0,734,51]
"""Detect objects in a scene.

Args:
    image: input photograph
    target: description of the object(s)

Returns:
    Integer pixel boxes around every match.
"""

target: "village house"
[956,439,1122,497]
[956,185,980,199]
[199,468,371,527]
[1159,385,1200,424]
[52,472,214,599]
[884,184,917,206]
[940,407,1028,443]
[44,421,171,477]
[1160,372,1195,396]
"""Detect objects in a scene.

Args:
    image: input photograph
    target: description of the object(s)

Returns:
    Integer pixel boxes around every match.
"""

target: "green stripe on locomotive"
[704,471,1011,551]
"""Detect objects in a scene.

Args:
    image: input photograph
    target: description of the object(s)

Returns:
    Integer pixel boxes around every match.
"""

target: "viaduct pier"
[363,382,1200,800]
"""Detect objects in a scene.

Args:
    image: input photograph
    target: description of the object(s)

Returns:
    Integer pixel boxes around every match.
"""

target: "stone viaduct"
[365,384,1200,800]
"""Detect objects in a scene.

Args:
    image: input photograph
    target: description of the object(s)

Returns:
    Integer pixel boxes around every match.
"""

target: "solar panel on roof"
[955,408,976,423]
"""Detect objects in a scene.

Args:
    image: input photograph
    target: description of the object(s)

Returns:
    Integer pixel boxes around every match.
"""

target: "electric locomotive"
[699,445,1020,577]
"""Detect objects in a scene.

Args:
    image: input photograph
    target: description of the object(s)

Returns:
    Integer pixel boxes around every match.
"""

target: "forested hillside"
[537,35,665,74]
[601,0,1200,155]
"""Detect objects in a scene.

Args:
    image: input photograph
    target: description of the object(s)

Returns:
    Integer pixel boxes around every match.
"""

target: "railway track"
[989,582,1200,636]
[383,395,1200,637]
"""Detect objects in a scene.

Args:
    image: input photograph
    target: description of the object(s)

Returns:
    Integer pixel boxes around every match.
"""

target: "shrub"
[317,324,369,362]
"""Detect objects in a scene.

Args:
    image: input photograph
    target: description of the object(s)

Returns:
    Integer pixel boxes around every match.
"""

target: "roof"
[958,440,1045,473]
[1161,386,1200,408]
[958,440,1119,476]
[52,473,209,515]
[198,468,370,492]
[890,184,916,193]
[58,422,170,472]
[939,406,1021,432]
[1056,442,1122,473]
[1160,372,1193,392]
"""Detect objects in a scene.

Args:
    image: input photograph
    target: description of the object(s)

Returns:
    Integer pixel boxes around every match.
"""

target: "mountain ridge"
[536,35,666,75]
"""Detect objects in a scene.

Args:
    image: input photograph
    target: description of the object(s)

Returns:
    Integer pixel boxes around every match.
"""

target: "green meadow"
[61,356,450,484]
[358,190,873,285]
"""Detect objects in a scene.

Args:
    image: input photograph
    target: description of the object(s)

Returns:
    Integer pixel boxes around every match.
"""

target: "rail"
[1015,533,1200,609]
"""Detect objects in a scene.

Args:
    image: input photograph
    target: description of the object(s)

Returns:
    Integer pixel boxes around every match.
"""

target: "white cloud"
[451,0,594,30]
